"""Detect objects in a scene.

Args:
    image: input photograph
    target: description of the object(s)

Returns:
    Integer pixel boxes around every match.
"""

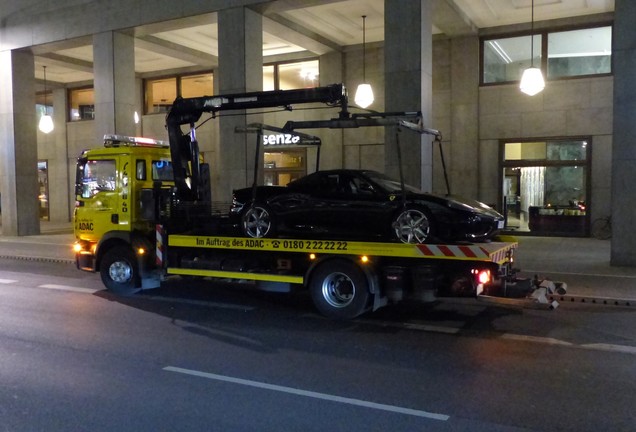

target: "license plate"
[497,220,505,229]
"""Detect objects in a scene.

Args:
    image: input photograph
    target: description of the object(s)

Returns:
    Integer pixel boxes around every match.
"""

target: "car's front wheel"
[242,204,275,238]
[393,207,432,243]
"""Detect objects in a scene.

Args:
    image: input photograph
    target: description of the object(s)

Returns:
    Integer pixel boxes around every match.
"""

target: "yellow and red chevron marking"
[156,224,164,267]
[416,243,515,264]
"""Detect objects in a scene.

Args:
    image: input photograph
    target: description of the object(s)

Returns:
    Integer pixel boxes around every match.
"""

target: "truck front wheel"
[309,259,370,320]
[100,245,140,296]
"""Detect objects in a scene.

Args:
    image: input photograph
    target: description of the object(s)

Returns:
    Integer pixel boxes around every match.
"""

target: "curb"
[0,254,75,265]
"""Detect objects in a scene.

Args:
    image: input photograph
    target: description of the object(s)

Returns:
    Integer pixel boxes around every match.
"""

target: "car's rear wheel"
[242,204,275,238]
[393,207,432,243]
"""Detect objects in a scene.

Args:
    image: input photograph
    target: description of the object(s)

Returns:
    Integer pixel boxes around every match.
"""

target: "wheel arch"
[305,255,380,296]
[95,231,154,275]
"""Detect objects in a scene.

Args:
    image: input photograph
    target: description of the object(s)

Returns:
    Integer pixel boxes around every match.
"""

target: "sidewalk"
[0,221,75,263]
[0,222,635,301]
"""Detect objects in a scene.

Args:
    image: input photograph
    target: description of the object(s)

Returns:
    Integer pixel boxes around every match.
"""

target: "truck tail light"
[472,269,491,285]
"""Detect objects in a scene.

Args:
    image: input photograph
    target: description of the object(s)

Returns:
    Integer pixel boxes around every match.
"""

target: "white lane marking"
[0,279,17,284]
[357,318,460,334]
[144,295,256,311]
[164,366,450,421]
[38,284,101,294]
[501,334,573,346]
[501,333,636,355]
[579,343,636,355]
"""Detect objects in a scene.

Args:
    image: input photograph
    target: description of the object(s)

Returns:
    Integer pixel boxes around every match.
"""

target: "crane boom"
[165,84,348,201]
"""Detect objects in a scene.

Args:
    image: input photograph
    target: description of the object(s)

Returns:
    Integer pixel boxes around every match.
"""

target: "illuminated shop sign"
[263,134,301,146]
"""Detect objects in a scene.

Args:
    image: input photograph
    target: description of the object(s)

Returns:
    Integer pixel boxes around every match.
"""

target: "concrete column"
[611,0,636,265]
[449,36,479,198]
[49,87,71,222]
[384,0,433,190]
[215,7,263,203]
[0,49,40,236]
[93,31,136,143]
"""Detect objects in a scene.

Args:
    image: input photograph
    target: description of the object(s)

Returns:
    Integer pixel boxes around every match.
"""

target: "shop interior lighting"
[38,66,54,134]
[520,0,545,96]
[354,15,374,108]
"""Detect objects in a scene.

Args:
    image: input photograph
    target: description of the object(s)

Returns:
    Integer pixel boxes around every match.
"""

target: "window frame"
[263,58,320,91]
[143,71,214,115]
[480,22,613,87]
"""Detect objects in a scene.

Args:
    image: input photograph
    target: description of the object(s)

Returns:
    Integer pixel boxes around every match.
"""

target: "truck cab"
[74,134,173,289]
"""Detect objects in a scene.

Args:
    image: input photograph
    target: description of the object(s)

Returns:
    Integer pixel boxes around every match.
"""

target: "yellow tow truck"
[74,84,527,319]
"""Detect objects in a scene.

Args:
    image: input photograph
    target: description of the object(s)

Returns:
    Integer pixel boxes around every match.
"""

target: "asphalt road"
[0,259,635,431]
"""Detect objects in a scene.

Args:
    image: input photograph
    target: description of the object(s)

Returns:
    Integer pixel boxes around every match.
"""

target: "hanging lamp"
[354,15,374,108]
[519,0,545,96]
[38,66,54,133]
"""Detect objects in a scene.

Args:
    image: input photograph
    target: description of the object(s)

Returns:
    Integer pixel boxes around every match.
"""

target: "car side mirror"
[359,182,374,193]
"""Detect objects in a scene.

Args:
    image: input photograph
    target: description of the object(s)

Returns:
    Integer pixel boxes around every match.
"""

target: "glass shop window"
[68,87,95,121]
[264,150,306,186]
[502,139,589,237]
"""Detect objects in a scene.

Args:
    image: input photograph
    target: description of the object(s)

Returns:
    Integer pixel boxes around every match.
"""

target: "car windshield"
[364,171,422,193]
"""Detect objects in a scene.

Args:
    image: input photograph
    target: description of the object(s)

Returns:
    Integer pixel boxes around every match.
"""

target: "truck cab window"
[79,159,116,198]
[152,160,174,181]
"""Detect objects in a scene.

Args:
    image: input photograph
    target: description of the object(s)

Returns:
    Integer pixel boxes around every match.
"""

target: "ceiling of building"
[32,0,615,87]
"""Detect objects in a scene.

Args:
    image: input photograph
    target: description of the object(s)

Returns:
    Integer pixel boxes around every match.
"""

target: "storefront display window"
[38,161,49,220]
[502,139,589,236]
[264,150,306,186]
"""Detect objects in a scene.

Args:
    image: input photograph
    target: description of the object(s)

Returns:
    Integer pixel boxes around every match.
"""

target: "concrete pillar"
[384,0,433,191]
[93,31,136,143]
[610,0,636,265]
[0,50,40,236]
[48,87,71,222]
[215,7,263,203]
[449,36,479,198]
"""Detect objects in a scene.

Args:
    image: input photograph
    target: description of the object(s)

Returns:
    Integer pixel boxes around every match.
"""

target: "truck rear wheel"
[100,245,140,296]
[309,259,370,320]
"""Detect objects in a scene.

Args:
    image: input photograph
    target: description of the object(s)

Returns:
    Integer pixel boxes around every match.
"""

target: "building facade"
[1,0,635,264]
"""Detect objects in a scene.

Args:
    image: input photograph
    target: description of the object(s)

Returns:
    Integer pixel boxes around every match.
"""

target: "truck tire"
[100,245,140,296]
[309,259,370,320]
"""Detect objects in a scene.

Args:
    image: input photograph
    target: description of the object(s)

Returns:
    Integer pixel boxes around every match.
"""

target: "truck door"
[74,156,121,242]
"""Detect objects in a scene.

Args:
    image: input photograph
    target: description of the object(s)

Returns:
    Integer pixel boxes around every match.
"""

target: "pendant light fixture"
[519,0,545,96]
[38,66,54,134]
[354,15,374,108]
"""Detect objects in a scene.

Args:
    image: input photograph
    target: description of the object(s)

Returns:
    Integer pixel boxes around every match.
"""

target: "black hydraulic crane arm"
[164,84,348,201]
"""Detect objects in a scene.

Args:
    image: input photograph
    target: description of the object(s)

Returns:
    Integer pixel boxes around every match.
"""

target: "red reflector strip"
[416,244,492,260]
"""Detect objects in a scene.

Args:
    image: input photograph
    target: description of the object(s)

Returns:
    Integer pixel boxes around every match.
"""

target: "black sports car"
[230,169,504,244]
